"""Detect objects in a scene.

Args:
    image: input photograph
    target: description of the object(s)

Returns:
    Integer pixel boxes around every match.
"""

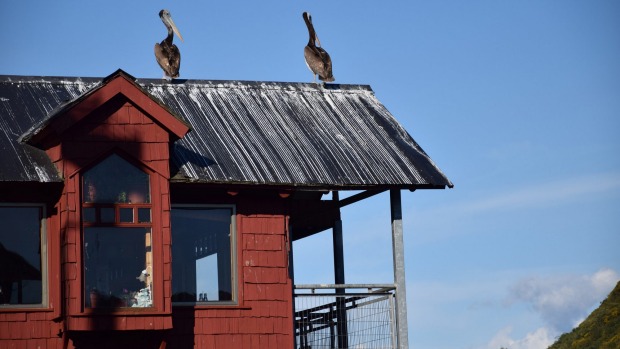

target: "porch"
[291,190,411,349]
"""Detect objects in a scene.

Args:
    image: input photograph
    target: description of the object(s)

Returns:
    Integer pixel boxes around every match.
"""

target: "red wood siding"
[0,312,64,349]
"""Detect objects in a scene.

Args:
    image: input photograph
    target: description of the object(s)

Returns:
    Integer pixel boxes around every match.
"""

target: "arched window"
[81,154,153,309]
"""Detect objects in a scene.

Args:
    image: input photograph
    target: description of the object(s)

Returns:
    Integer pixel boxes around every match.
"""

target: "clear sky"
[2,1,619,349]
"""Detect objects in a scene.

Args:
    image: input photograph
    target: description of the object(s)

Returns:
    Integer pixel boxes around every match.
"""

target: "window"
[0,205,46,308]
[82,154,153,309]
[171,206,235,304]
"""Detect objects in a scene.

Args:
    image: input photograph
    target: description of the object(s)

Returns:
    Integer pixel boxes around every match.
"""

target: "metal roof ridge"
[0,75,102,85]
[0,74,374,94]
[137,78,375,93]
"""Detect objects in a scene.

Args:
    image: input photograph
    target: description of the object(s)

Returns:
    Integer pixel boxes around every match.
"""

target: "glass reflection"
[83,154,150,204]
[171,207,233,303]
[0,207,43,306]
[84,227,153,308]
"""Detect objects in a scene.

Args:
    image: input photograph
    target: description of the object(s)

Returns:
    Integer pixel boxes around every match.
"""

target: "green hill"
[548,281,620,349]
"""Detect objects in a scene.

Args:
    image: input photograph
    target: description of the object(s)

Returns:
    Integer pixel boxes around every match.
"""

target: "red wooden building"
[0,70,452,349]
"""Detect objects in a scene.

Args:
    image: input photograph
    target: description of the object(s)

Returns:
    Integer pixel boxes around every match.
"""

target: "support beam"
[338,189,386,208]
[391,189,409,349]
[332,191,349,348]
[332,192,345,286]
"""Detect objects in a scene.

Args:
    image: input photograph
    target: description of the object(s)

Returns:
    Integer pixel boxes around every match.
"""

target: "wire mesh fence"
[294,285,397,349]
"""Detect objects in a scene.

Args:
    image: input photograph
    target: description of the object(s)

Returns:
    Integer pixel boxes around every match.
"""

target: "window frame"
[0,203,48,309]
[81,203,152,227]
[170,204,237,307]
[79,154,157,312]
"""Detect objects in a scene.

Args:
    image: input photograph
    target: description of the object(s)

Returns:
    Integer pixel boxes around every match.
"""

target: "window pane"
[138,208,151,223]
[0,206,43,306]
[83,154,150,204]
[101,208,115,223]
[120,208,133,223]
[171,207,233,303]
[83,207,96,223]
[84,227,153,308]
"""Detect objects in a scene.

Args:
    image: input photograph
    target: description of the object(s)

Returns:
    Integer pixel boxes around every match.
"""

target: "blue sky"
[2,1,619,348]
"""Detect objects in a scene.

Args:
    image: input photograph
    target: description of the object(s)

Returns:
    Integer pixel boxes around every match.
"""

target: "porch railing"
[294,284,398,349]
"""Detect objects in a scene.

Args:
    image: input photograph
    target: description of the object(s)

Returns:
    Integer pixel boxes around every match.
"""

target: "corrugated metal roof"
[0,74,452,189]
[0,76,100,182]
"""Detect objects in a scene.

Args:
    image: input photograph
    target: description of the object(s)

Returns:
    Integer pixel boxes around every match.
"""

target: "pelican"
[154,9,184,80]
[303,12,335,83]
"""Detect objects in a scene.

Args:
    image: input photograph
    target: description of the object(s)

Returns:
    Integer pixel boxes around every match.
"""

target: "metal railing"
[294,284,397,349]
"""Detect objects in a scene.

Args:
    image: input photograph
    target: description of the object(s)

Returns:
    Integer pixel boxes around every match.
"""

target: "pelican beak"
[170,18,184,42]
[315,34,322,47]
[164,14,184,42]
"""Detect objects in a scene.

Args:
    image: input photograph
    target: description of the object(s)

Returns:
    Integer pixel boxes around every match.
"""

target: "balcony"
[292,189,411,348]
[294,284,399,349]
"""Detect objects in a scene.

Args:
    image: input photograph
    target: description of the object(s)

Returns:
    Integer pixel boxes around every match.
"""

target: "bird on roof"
[154,9,184,80]
[303,12,335,83]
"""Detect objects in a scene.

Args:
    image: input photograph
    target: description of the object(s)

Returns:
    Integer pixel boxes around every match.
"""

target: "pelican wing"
[305,45,334,82]
[154,42,181,79]
[316,47,334,82]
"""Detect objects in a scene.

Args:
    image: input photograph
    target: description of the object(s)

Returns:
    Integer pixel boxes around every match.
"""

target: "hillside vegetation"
[548,281,620,349]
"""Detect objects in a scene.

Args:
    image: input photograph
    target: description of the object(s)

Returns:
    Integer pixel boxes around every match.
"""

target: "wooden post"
[391,189,409,349]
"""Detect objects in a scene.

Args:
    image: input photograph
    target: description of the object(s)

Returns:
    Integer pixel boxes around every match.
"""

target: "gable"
[20,70,189,150]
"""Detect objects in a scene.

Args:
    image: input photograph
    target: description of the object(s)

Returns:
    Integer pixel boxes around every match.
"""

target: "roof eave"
[169,177,451,191]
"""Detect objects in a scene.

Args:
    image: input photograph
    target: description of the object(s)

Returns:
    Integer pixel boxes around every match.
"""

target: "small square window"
[101,208,115,223]
[83,207,96,223]
[120,208,133,223]
[138,208,151,223]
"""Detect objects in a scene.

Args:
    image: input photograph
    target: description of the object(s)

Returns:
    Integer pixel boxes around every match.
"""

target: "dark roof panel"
[0,77,100,182]
[0,74,453,189]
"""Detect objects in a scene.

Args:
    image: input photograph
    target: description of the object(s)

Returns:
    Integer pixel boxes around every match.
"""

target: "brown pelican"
[154,9,184,80]
[303,12,335,83]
